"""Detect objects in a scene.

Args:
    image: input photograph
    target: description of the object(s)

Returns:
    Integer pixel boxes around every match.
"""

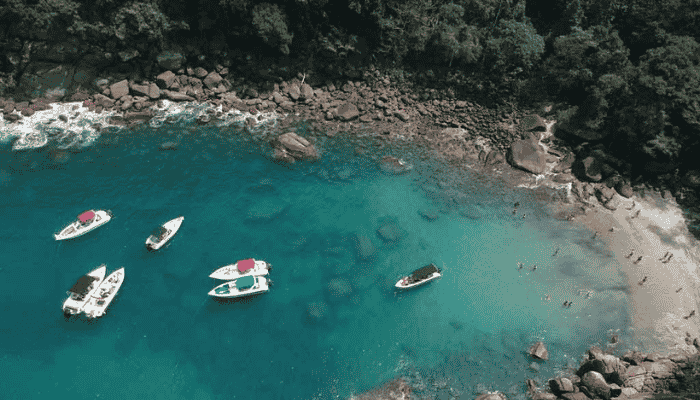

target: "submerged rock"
[529,341,549,360]
[419,210,439,221]
[327,278,352,298]
[306,301,329,322]
[271,132,319,162]
[379,156,413,174]
[349,232,376,262]
[376,219,404,243]
[245,199,289,222]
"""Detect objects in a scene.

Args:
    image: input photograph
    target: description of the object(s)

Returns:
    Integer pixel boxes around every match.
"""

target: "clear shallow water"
[0,112,639,400]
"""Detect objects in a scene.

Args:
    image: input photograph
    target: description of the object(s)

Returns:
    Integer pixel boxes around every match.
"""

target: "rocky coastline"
[2,57,700,400]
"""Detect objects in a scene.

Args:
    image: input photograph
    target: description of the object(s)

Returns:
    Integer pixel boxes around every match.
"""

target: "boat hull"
[395,272,441,289]
[55,210,111,241]
[62,265,107,315]
[208,276,270,298]
[209,259,271,280]
[83,268,125,318]
[146,216,184,251]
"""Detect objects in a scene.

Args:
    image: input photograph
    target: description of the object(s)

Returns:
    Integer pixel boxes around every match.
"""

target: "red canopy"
[78,211,95,223]
[237,259,255,273]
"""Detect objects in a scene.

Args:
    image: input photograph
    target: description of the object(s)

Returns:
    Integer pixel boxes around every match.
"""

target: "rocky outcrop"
[508,138,547,174]
[270,132,319,162]
[529,341,549,360]
[379,156,413,174]
[595,185,621,211]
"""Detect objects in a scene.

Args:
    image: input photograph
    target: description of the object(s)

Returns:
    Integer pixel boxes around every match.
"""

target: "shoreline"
[2,72,700,399]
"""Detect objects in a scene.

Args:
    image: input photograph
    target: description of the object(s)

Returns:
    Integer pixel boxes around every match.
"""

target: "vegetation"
[1,0,700,188]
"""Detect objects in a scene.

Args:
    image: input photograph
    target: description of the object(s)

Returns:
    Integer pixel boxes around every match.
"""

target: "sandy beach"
[563,188,700,356]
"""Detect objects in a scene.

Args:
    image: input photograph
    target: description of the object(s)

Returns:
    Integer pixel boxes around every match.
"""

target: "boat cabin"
[407,263,440,284]
[67,274,98,300]
[236,275,256,290]
[150,226,169,242]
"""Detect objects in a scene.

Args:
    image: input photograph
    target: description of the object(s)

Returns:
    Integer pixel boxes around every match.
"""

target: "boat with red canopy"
[209,258,272,280]
[54,210,112,241]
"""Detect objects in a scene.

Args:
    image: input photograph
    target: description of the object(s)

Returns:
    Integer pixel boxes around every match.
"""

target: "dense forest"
[1,0,700,193]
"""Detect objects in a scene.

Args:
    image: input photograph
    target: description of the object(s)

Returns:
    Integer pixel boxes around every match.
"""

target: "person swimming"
[532,265,537,271]
[552,248,559,256]
[544,294,551,301]
[517,262,524,271]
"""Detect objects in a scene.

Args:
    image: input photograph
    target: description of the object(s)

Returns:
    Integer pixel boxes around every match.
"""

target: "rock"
[379,156,413,174]
[306,301,329,321]
[530,394,557,400]
[159,141,178,150]
[327,278,352,298]
[273,92,287,104]
[459,205,483,219]
[162,90,194,102]
[553,173,575,183]
[194,67,208,78]
[376,219,404,243]
[203,72,223,89]
[288,85,301,100]
[93,93,115,108]
[553,152,576,173]
[109,79,129,100]
[129,82,150,97]
[622,365,646,391]
[147,83,160,99]
[595,185,621,210]
[615,181,634,198]
[118,49,139,62]
[474,392,507,400]
[299,83,313,99]
[349,233,376,262]
[4,113,21,122]
[124,110,153,123]
[560,393,591,400]
[508,138,547,175]
[336,102,359,121]
[419,210,439,221]
[271,132,319,161]
[579,156,604,182]
[485,150,505,165]
[549,378,575,395]
[581,371,611,400]
[529,341,549,360]
[682,170,700,188]
[394,110,410,121]
[156,70,177,89]
[245,199,289,222]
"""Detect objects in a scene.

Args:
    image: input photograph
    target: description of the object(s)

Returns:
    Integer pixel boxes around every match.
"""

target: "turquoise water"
[0,108,638,399]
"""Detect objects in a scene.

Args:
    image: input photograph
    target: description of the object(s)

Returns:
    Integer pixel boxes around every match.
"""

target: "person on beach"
[553,248,559,257]
[632,209,641,219]
[634,256,643,264]
[609,227,615,232]
[684,310,696,320]
[660,252,670,261]
[676,287,683,293]
[585,291,592,299]
[626,250,635,258]
[626,201,636,210]
[638,276,648,286]
[662,254,674,263]
[592,231,598,239]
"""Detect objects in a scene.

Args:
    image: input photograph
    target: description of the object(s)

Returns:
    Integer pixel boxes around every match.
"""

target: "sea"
[0,101,654,400]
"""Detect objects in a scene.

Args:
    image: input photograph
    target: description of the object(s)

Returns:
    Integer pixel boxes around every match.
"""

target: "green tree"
[251,3,294,55]
[484,18,544,73]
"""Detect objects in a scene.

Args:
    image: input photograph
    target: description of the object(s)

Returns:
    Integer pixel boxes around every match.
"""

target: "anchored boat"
[54,210,112,241]
[146,216,184,251]
[62,265,107,315]
[209,258,272,280]
[395,263,442,289]
[83,267,125,318]
[208,275,271,298]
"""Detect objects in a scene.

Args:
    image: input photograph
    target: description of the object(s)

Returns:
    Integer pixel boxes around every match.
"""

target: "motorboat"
[395,263,442,289]
[55,210,112,241]
[146,216,184,250]
[208,275,271,298]
[62,264,107,315]
[83,267,125,318]
[209,258,272,280]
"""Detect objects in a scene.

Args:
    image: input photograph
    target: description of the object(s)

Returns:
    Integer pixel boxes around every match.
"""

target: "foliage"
[112,2,185,45]
[484,18,544,73]
[251,3,293,55]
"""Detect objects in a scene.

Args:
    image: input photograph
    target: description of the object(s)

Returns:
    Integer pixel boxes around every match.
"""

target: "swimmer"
[585,291,592,299]
[562,301,569,307]
[567,302,573,308]
[514,202,520,208]
[553,248,560,256]
[592,231,598,239]
[532,265,537,271]
[522,214,526,219]
[625,250,635,258]
[544,294,551,301]
[512,209,517,215]
[517,262,524,271]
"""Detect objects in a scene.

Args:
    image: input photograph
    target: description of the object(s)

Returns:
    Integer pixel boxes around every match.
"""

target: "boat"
[82,267,125,318]
[62,264,107,315]
[54,210,112,241]
[146,216,184,250]
[208,275,271,298]
[395,263,442,289]
[209,258,272,280]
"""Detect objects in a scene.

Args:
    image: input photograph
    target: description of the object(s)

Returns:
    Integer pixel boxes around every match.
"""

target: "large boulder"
[549,378,575,395]
[299,83,314,99]
[336,102,359,121]
[615,180,634,198]
[578,155,604,182]
[109,79,129,100]
[521,114,548,131]
[595,185,621,211]
[203,72,223,89]
[156,70,177,89]
[271,132,319,162]
[580,371,611,400]
[508,138,547,175]
[485,150,505,165]
[529,341,549,360]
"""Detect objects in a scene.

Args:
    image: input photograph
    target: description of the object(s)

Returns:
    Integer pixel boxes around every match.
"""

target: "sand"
[568,189,700,355]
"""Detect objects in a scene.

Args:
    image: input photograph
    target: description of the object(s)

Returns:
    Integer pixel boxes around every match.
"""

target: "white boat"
[83,267,125,318]
[55,210,112,241]
[395,263,442,289]
[62,264,107,315]
[146,216,184,250]
[209,258,272,280]
[208,275,271,298]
